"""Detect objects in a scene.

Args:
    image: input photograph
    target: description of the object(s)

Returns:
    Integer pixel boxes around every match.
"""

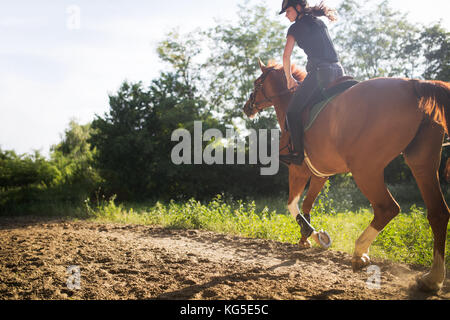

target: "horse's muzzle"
[243,99,256,118]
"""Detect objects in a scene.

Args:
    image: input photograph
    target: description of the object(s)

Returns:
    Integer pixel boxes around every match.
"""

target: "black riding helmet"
[279,0,307,15]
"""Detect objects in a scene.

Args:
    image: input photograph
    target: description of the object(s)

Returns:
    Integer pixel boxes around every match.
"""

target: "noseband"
[247,68,295,114]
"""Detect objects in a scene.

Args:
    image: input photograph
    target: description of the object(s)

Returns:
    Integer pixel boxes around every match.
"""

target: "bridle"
[246,68,295,114]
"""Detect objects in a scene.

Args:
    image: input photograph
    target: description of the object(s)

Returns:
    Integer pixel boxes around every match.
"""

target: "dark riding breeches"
[286,62,344,154]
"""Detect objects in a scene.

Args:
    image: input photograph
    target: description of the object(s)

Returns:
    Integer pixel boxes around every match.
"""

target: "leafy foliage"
[0,120,101,215]
[203,2,286,122]
[420,24,450,82]
[0,150,59,189]
[334,0,418,79]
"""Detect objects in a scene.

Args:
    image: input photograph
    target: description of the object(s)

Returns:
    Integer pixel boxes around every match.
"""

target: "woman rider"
[279,0,344,165]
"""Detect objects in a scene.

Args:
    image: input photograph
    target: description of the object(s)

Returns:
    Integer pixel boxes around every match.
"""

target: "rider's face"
[285,6,301,22]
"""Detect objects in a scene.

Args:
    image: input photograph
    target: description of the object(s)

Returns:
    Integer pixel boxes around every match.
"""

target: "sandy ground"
[0,217,448,300]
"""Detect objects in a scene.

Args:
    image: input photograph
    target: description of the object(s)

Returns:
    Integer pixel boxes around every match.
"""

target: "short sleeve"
[286,23,298,38]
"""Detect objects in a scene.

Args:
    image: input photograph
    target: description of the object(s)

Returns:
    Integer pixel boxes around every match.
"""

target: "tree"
[157,29,203,100]
[0,148,63,213]
[332,0,423,80]
[420,23,450,82]
[203,1,287,127]
[50,120,101,197]
[0,149,59,190]
[51,119,93,159]
[89,71,231,200]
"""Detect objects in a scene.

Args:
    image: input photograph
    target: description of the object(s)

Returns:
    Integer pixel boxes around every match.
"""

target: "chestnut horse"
[444,158,450,183]
[243,59,450,292]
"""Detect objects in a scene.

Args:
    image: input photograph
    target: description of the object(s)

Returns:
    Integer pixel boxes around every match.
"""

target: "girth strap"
[304,150,334,178]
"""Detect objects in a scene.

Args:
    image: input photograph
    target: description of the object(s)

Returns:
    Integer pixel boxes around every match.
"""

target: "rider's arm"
[283,35,298,90]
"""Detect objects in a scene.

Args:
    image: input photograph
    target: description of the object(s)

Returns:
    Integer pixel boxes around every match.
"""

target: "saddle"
[326,76,355,90]
[280,76,359,159]
[303,76,359,127]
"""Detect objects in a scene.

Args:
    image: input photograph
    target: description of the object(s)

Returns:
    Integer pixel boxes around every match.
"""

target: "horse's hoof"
[310,230,332,249]
[351,254,371,272]
[298,239,311,249]
[416,273,443,293]
[317,230,332,249]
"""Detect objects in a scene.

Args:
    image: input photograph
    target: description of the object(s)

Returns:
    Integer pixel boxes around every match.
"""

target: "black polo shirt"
[287,14,339,70]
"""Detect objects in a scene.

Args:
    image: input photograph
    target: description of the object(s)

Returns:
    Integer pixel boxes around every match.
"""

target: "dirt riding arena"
[0,217,448,300]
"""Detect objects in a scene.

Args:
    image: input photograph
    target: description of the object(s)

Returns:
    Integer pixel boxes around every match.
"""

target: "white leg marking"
[421,251,446,291]
[354,226,379,257]
[287,196,301,219]
[289,195,313,247]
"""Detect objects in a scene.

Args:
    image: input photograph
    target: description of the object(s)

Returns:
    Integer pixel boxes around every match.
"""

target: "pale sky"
[1,0,448,156]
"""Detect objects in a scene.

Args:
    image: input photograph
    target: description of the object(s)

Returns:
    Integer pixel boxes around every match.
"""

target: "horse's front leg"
[287,166,327,248]
[300,176,329,247]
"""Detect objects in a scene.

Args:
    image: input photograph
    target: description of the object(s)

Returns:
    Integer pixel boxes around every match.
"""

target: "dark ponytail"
[303,1,337,22]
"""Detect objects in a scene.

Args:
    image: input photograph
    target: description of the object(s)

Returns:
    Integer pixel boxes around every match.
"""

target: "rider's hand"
[287,77,299,90]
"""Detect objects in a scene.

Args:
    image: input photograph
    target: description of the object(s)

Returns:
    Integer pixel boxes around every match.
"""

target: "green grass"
[85,191,450,269]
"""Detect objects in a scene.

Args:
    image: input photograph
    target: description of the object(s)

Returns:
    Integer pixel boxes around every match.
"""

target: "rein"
[249,68,295,113]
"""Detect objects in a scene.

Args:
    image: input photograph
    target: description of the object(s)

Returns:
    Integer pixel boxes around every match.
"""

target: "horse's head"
[243,59,282,119]
[243,59,306,118]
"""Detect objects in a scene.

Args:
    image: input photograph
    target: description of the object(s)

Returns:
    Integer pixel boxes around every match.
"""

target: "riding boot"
[279,116,305,165]
[280,68,320,166]
[279,130,294,167]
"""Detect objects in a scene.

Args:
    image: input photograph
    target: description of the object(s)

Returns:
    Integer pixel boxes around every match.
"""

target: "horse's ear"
[258,58,266,71]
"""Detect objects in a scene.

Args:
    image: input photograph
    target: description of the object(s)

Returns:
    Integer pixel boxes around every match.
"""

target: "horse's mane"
[267,60,307,82]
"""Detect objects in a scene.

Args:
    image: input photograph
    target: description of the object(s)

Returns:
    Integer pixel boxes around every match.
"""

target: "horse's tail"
[412,79,450,135]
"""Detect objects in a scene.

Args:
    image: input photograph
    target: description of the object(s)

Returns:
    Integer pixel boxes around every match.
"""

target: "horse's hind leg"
[350,169,401,271]
[403,121,449,292]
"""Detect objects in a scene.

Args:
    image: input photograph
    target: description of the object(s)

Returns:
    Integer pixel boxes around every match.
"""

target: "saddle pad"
[304,80,359,131]
[304,94,339,131]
